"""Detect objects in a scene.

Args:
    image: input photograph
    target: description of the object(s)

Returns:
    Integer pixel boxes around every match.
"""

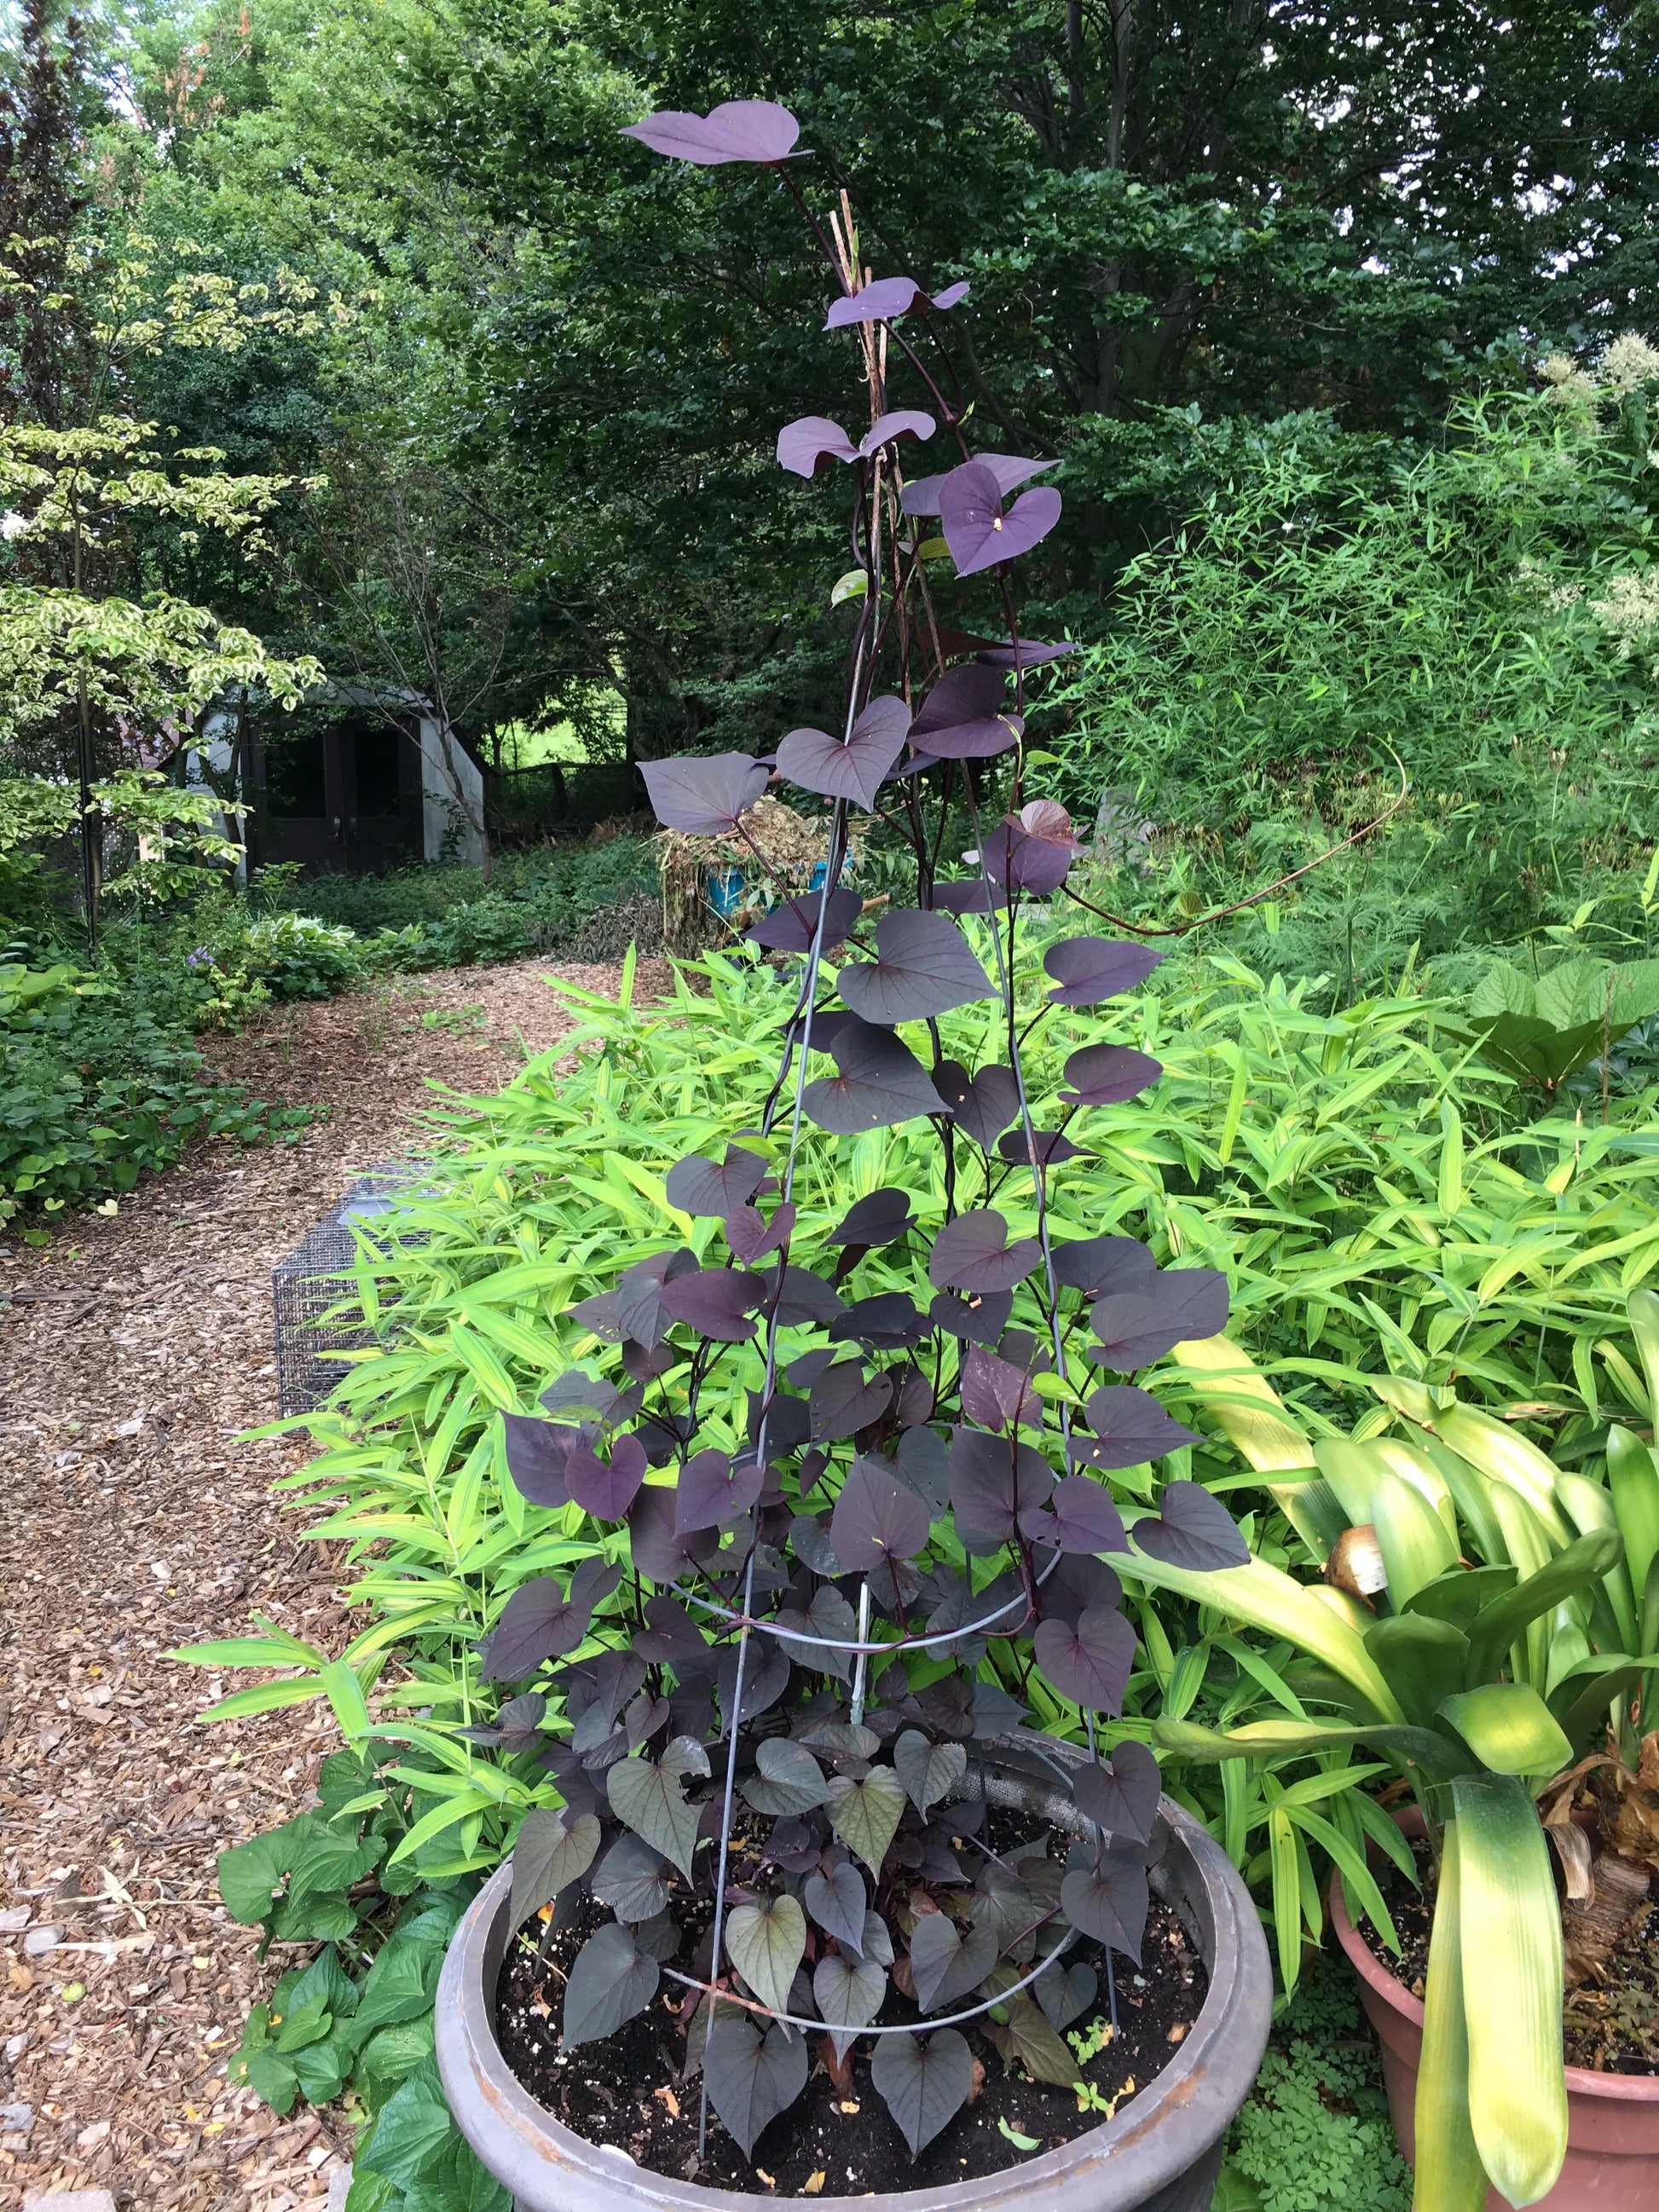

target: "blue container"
[706,865,749,920]
[808,861,830,893]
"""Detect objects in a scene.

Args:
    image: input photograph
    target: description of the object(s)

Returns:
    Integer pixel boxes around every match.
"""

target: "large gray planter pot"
[436,1734,1272,2212]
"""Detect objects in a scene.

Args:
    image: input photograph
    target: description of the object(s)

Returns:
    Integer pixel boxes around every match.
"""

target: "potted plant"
[1147,1311,1659,2210]
[432,95,1272,2210]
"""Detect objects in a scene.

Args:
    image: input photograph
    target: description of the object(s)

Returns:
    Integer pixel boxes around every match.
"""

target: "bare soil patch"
[0,955,663,2211]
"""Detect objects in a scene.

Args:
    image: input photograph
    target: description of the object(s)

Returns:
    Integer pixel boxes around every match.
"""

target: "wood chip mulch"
[0,955,668,2211]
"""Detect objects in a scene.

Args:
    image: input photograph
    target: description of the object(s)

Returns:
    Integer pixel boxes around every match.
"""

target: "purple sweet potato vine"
[479,99,1246,2168]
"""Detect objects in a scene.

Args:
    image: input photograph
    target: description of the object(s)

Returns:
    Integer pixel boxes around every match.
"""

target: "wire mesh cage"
[271,1162,431,1417]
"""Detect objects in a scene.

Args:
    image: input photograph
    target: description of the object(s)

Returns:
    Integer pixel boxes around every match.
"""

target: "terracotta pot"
[436,1732,1272,2212]
[1329,1808,1659,2209]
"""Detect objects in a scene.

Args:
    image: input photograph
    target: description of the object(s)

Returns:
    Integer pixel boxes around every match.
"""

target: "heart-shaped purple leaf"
[1072,1384,1198,1471]
[723,1200,795,1264]
[980,814,1075,896]
[747,886,862,954]
[837,908,993,1025]
[830,1455,933,1573]
[1038,1553,1124,1630]
[1029,1473,1130,1555]
[777,696,910,807]
[928,1286,1014,1345]
[1032,1604,1135,1712]
[501,1414,581,1508]
[827,1187,915,1247]
[1072,1741,1162,1845]
[621,100,801,165]
[1091,1268,1229,1368]
[702,2013,808,2157]
[931,877,996,915]
[871,2028,974,2156]
[900,454,1051,517]
[776,415,858,476]
[674,1447,763,1533]
[829,1291,929,1350]
[948,1427,1053,1546]
[1052,1235,1156,1301]
[639,752,769,835]
[566,1431,648,1520]
[801,1016,945,1134]
[805,1857,868,1954]
[1061,1839,1149,1962]
[657,1265,767,1343]
[1133,1481,1249,1571]
[1044,936,1165,1007]
[959,1343,1043,1432]
[611,1249,698,1347]
[481,1560,621,1679]
[858,409,935,455]
[909,662,1019,760]
[763,1262,849,1327]
[997,1126,1092,1167]
[666,1143,768,1217]
[1061,1044,1163,1106]
[975,638,1078,669]
[939,459,1062,579]
[627,1486,702,1585]
[810,1360,894,1441]
[928,1208,1041,1292]
[824,276,968,328]
[933,1060,1020,1150]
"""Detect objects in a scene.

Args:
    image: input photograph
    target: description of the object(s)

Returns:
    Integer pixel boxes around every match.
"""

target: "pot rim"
[436,1745,1272,2212]
[1327,1816,1659,2106]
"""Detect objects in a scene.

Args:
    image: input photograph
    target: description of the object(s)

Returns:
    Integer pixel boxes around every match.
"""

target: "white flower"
[0,511,30,541]
[1599,333,1659,397]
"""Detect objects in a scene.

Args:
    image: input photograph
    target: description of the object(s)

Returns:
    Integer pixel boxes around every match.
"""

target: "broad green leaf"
[357,2065,457,2189]
[1436,1683,1572,1776]
[1372,1468,1458,1607]
[1364,1614,1468,1730]
[1427,1403,1568,1534]
[1607,1424,1659,1607]
[1311,1436,1377,1524]
[1412,1818,1488,2212]
[608,1738,709,1879]
[1462,1529,1622,1689]
[725,1892,806,2018]
[828,1767,907,1874]
[1172,1334,1316,1472]
[1154,1713,1472,1786]
[1452,1774,1567,2206]
[1628,1287,1659,1418]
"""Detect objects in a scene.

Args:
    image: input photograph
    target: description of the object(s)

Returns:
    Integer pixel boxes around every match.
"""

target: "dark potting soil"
[1356,1836,1659,2075]
[494,1813,1208,2195]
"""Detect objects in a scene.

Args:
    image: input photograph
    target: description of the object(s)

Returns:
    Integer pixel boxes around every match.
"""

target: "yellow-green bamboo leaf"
[1412,1819,1488,2212]
[1170,1334,1315,1473]
[1453,1773,1568,2205]
[1436,1100,1465,1219]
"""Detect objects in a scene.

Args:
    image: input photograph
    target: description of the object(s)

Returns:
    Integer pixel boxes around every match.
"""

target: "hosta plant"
[1148,1300,1659,2211]
[464,96,1247,2169]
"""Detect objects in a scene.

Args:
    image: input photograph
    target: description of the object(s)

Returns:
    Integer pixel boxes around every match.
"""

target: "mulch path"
[0,956,667,2212]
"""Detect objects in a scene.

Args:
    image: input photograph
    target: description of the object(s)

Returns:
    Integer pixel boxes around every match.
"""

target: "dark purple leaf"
[628,1485,702,1585]
[1044,936,1165,1007]
[1032,1606,1136,1713]
[774,1582,858,1680]
[960,1343,1043,1432]
[837,908,994,1025]
[788,1347,838,1389]
[908,1909,997,2012]
[928,1285,1013,1345]
[1061,1840,1148,1964]
[658,1266,767,1343]
[561,1920,660,2047]
[938,460,1062,579]
[895,1368,935,1427]
[933,1060,1020,1150]
[459,1689,547,1753]
[639,752,768,835]
[828,1187,916,1247]
[928,1208,1040,1293]
[591,1830,670,1920]
[763,1817,824,1874]
[870,2028,974,2155]
[748,886,862,954]
[811,1360,894,1441]
[1053,1236,1156,1301]
[859,408,935,454]
[789,1512,845,1578]
[824,276,968,328]
[909,663,1019,760]
[703,2013,808,2157]
[666,1144,768,1218]
[1061,1044,1163,1106]
[724,1201,795,1265]
[1133,1481,1250,1570]
[1072,1741,1162,1846]
[568,1290,619,1340]
[804,1857,868,1953]
[481,1562,617,1680]
[501,1415,581,1509]
[1091,1268,1229,1369]
[566,1431,647,1520]
[997,1128,1092,1167]
[612,1250,698,1347]
[830,1455,933,1572]
[742,1737,830,1816]
[801,1017,946,1134]
[675,1447,761,1533]
[777,695,910,809]
[1029,1474,1130,1555]
[621,1338,673,1385]
[540,1368,625,1422]
[1038,1554,1124,1629]
[893,1730,968,1819]
[830,1292,928,1350]
[777,414,857,476]
[900,453,1051,516]
[948,1428,1053,1546]
[981,806,1079,896]
[763,1262,849,1327]
[621,100,801,165]
[715,1637,792,1728]
[893,1424,951,1515]
[975,638,1078,669]
[795,1002,859,1054]
[931,877,996,915]
[634,1593,708,1668]
[1073,1384,1198,1470]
